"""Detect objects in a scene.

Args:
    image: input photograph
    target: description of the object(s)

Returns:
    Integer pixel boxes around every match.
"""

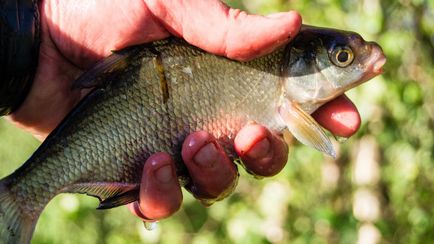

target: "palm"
[9,0,169,139]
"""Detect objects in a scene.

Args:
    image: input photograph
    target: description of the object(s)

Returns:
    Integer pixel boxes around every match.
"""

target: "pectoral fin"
[278,99,336,158]
[63,182,139,209]
[72,48,136,89]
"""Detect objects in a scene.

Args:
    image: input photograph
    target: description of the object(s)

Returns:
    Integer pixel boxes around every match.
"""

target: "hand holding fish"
[7,0,362,226]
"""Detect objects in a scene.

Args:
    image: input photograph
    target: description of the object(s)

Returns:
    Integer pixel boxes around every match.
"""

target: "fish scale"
[0,26,386,243]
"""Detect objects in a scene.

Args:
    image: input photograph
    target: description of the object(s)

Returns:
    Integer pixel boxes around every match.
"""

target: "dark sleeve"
[0,0,40,116]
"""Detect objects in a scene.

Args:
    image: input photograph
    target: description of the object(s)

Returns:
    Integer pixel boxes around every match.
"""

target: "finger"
[128,152,182,221]
[145,0,302,61]
[234,124,288,177]
[181,131,238,203]
[312,95,361,138]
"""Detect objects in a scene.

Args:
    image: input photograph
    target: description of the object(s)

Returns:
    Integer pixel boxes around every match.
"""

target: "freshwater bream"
[0,25,386,243]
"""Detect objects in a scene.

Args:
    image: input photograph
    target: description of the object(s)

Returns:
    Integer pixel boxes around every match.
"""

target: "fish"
[0,25,386,243]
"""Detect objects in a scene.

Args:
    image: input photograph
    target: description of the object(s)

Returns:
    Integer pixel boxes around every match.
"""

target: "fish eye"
[330,46,354,67]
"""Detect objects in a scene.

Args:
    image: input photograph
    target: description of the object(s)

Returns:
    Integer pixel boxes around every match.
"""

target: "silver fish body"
[0,25,386,243]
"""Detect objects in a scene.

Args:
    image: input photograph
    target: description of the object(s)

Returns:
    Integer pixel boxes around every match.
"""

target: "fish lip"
[365,44,387,76]
[371,54,386,74]
[351,44,386,87]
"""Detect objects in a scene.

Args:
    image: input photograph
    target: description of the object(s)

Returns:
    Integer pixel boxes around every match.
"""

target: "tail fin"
[0,179,37,244]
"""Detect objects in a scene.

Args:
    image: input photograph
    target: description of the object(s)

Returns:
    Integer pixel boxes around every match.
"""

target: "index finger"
[312,95,361,138]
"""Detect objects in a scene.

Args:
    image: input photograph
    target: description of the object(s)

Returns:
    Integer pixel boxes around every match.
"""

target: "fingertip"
[145,153,173,171]
[127,202,149,221]
[135,153,182,220]
[265,10,302,45]
[234,124,270,157]
[235,124,288,177]
[289,10,303,25]
[312,95,361,138]
[182,131,238,200]
[223,10,302,61]
[267,10,302,33]
[287,11,302,36]
[181,131,214,164]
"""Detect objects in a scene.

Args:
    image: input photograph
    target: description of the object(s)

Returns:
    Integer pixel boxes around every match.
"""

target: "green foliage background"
[1,0,433,243]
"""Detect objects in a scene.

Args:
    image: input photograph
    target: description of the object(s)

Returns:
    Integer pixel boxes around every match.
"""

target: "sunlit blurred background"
[1,0,433,243]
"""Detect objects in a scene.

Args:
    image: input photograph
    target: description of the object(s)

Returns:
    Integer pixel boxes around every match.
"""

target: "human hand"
[7,0,360,221]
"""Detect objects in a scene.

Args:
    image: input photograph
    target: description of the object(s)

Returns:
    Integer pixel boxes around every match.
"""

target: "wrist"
[0,0,40,116]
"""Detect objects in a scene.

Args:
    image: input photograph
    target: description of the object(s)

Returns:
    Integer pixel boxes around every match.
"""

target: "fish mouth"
[361,43,387,80]
[373,56,386,74]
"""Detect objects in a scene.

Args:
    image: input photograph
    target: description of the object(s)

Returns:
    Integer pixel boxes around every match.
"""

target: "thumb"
[145,0,302,61]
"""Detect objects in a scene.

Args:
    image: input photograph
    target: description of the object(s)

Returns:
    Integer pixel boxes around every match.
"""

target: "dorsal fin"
[72,47,140,89]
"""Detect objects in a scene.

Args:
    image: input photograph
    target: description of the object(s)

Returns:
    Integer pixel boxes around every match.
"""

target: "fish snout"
[366,42,386,75]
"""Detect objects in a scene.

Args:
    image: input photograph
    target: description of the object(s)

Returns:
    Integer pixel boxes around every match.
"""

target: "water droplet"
[177,175,190,187]
[200,198,215,207]
[253,174,265,180]
[143,221,158,231]
[334,135,349,143]
[246,168,264,180]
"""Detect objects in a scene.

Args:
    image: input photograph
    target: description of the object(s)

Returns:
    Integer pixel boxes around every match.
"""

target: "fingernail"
[154,165,173,183]
[266,12,289,19]
[193,143,218,168]
[187,131,209,148]
[246,138,271,159]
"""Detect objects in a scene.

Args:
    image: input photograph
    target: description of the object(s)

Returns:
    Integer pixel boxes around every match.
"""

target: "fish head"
[281,25,386,113]
[276,26,386,157]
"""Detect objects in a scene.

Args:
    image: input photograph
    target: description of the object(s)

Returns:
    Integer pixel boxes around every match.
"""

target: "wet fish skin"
[0,25,385,243]
[0,39,285,244]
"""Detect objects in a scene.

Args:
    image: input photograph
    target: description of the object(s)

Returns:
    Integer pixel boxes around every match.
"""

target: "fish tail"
[0,178,37,244]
